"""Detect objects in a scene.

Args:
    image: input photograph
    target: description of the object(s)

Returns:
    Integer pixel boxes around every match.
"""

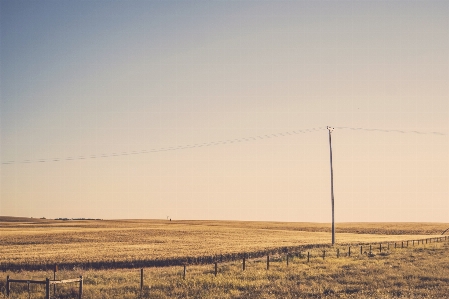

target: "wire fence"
[2,236,448,298]
[1,236,446,273]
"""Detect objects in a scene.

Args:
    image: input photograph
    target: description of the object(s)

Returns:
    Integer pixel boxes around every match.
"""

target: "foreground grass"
[2,239,449,298]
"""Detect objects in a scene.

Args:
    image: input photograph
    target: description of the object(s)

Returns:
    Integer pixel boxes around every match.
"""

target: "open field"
[1,217,447,270]
[2,237,449,298]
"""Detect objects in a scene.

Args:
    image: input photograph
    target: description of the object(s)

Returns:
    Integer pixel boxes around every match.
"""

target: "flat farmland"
[1,217,446,269]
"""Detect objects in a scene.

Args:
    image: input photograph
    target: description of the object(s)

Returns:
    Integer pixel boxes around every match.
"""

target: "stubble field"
[1,217,449,298]
[0,217,445,269]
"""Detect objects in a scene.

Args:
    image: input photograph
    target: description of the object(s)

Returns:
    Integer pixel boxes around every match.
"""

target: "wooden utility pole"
[327,126,335,245]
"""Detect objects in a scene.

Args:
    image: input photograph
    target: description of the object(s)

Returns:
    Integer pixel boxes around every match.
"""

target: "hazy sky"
[1,0,448,222]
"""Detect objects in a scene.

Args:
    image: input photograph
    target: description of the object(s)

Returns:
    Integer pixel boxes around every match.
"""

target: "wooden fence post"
[348,246,351,257]
[369,245,372,254]
[243,256,246,271]
[379,243,382,253]
[307,252,310,263]
[323,250,326,260]
[6,275,10,297]
[337,248,339,258]
[79,276,83,299]
[360,246,363,255]
[45,278,50,299]
[401,242,403,248]
[140,269,144,291]
[53,264,58,296]
[214,262,218,276]
[266,255,270,270]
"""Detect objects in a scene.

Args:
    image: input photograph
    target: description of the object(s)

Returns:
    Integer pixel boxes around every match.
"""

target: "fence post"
[323,250,326,260]
[407,241,409,247]
[6,275,10,297]
[140,269,144,291]
[307,252,310,263]
[379,243,382,253]
[243,256,246,271]
[45,278,50,299]
[369,245,372,254]
[54,264,58,296]
[214,262,218,276]
[79,276,83,299]
[395,243,397,249]
[266,254,270,270]
[183,265,186,279]
[337,248,339,258]
[401,242,403,248]
[348,246,351,257]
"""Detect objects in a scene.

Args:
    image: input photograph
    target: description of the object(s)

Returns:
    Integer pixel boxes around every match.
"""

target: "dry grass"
[1,218,444,269]
[1,239,449,298]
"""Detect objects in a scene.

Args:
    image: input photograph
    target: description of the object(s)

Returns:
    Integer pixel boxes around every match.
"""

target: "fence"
[127,236,449,290]
[172,236,448,279]
[6,276,83,299]
[3,236,448,297]
[3,236,447,273]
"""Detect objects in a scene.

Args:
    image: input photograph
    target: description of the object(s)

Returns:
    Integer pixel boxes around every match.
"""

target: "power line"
[1,127,326,165]
[1,126,446,165]
[335,127,447,135]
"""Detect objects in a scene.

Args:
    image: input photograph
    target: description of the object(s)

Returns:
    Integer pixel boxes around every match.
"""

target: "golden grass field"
[1,217,446,268]
[1,217,449,298]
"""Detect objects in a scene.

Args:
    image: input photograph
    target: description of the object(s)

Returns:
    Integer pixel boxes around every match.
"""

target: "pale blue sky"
[1,0,448,222]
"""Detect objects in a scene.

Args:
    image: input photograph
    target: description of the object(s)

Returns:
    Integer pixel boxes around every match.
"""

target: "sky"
[1,0,448,222]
